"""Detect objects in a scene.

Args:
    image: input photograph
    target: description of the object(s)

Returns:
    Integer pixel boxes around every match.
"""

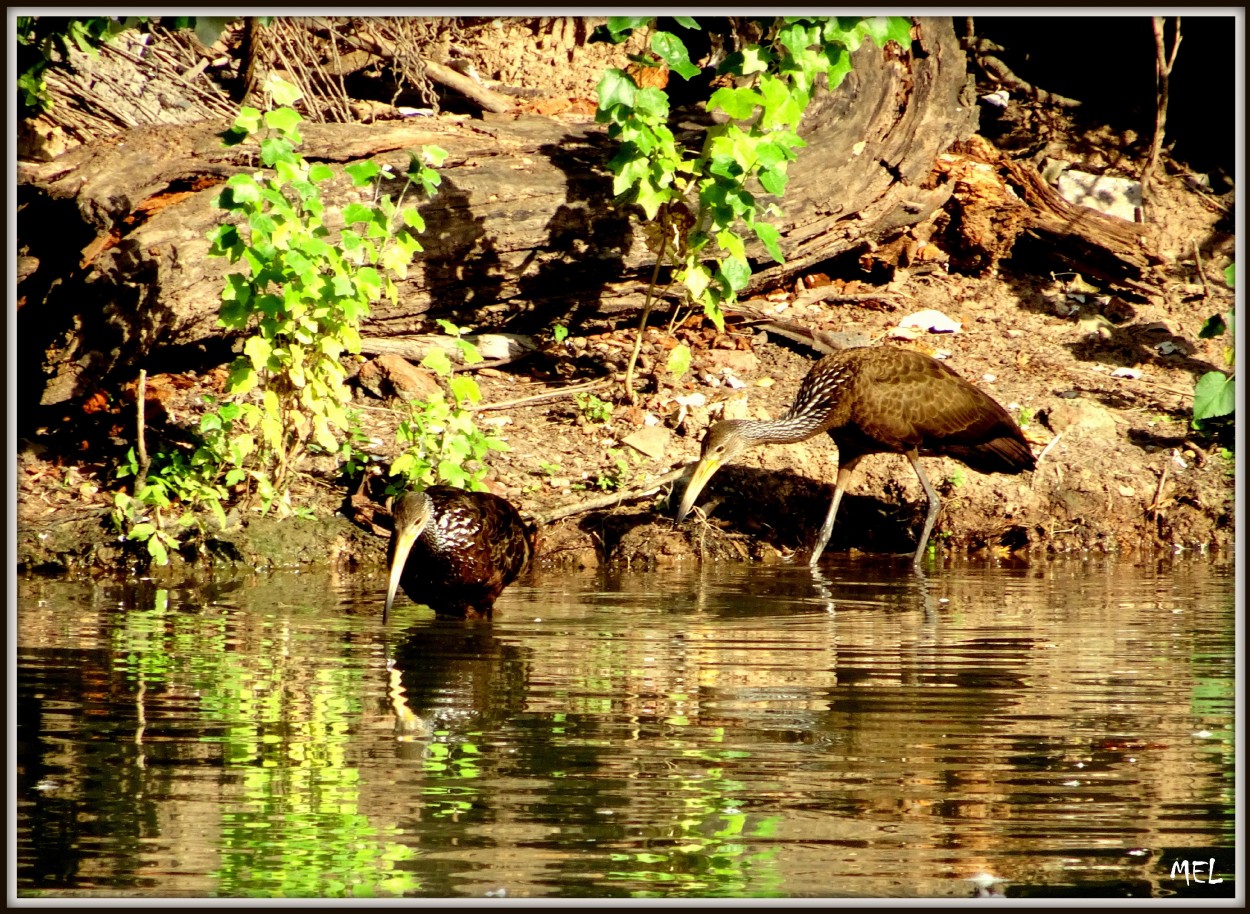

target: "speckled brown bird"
[384,486,535,620]
[675,346,1036,566]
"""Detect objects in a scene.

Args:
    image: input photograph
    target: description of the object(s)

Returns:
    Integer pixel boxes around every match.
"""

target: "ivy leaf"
[708,86,763,120]
[450,375,482,405]
[751,221,785,264]
[824,45,854,91]
[633,176,670,220]
[232,106,263,136]
[672,16,699,29]
[265,74,303,107]
[651,30,701,80]
[880,16,915,49]
[1193,371,1235,423]
[422,348,453,377]
[264,107,303,138]
[717,254,752,292]
[345,160,382,186]
[666,342,692,380]
[758,166,788,196]
[604,16,652,42]
[223,174,262,205]
[596,68,638,119]
[1198,312,1228,339]
[243,335,272,372]
[739,45,772,76]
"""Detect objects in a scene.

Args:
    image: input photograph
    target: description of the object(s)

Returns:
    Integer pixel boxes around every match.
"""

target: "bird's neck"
[740,410,830,445]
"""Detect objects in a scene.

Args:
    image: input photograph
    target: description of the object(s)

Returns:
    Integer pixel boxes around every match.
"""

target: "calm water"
[14,557,1238,900]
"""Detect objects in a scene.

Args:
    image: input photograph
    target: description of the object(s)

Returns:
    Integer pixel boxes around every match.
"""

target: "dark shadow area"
[511,130,635,337]
[973,16,1235,181]
[391,172,506,327]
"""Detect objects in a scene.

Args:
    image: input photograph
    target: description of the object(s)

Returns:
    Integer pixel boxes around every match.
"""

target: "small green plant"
[386,323,511,494]
[575,391,614,423]
[552,324,570,344]
[1192,266,1234,431]
[207,74,445,512]
[537,460,563,476]
[1015,405,1035,429]
[338,410,378,480]
[110,73,442,563]
[595,16,912,398]
[943,468,967,490]
[575,449,633,492]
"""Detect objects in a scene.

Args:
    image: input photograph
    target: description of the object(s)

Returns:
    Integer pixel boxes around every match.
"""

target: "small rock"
[623,427,670,461]
[1111,367,1142,379]
[1056,169,1142,222]
[897,309,962,334]
[357,354,442,401]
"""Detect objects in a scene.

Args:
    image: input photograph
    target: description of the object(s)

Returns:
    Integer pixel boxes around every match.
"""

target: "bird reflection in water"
[677,346,1035,567]
[386,621,530,744]
[384,486,536,622]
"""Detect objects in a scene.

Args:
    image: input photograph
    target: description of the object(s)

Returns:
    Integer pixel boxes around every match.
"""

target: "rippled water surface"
[15,557,1237,899]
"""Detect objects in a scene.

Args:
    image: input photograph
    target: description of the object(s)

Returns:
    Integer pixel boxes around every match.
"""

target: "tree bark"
[19,17,978,414]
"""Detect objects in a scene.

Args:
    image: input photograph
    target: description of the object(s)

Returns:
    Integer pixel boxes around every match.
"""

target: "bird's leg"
[809,456,863,567]
[907,452,942,567]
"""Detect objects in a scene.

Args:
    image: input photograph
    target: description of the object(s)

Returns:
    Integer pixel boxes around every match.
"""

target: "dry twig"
[1141,16,1182,199]
[536,466,688,525]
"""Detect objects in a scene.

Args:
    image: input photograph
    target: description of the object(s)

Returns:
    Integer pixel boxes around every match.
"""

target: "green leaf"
[1198,313,1228,339]
[666,342,692,380]
[758,166,788,196]
[604,16,652,42]
[1193,371,1235,422]
[243,337,273,372]
[147,536,170,566]
[1223,262,1235,288]
[223,174,262,205]
[422,348,453,376]
[651,30,702,80]
[708,86,763,120]
[596,68,638,118]
[450,375,482,405]
[752,221,785,264]
[717,229,746,261]
[825,44,853,91]
[672,16,699,29]
[880,16,915,49]
[265,74,303,107]
[264,106,303,136]
[718,254,752,292]
[308,162,334,183]
[232,106,263,135]
[345,160,382,186]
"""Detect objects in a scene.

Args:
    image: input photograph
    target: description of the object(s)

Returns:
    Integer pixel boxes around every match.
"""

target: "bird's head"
[385,491,434,621]
[675,420,753,523]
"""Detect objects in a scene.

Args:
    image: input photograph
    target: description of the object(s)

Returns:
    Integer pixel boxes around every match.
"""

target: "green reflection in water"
[109,590,420,897]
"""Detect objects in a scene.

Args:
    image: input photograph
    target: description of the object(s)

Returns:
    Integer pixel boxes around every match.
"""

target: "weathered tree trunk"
[19,18,975,415]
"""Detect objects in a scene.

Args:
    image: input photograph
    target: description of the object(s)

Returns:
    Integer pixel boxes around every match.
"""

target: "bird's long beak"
[675,456,721,523]
[384,504,429,622]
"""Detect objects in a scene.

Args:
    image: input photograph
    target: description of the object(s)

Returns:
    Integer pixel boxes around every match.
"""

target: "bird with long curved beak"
[384,486,534,621]
[674,347,1035,567]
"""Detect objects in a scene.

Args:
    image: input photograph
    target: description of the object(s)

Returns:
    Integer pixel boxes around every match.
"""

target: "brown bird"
[384,486,535,621]
[675,346,1036,567]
